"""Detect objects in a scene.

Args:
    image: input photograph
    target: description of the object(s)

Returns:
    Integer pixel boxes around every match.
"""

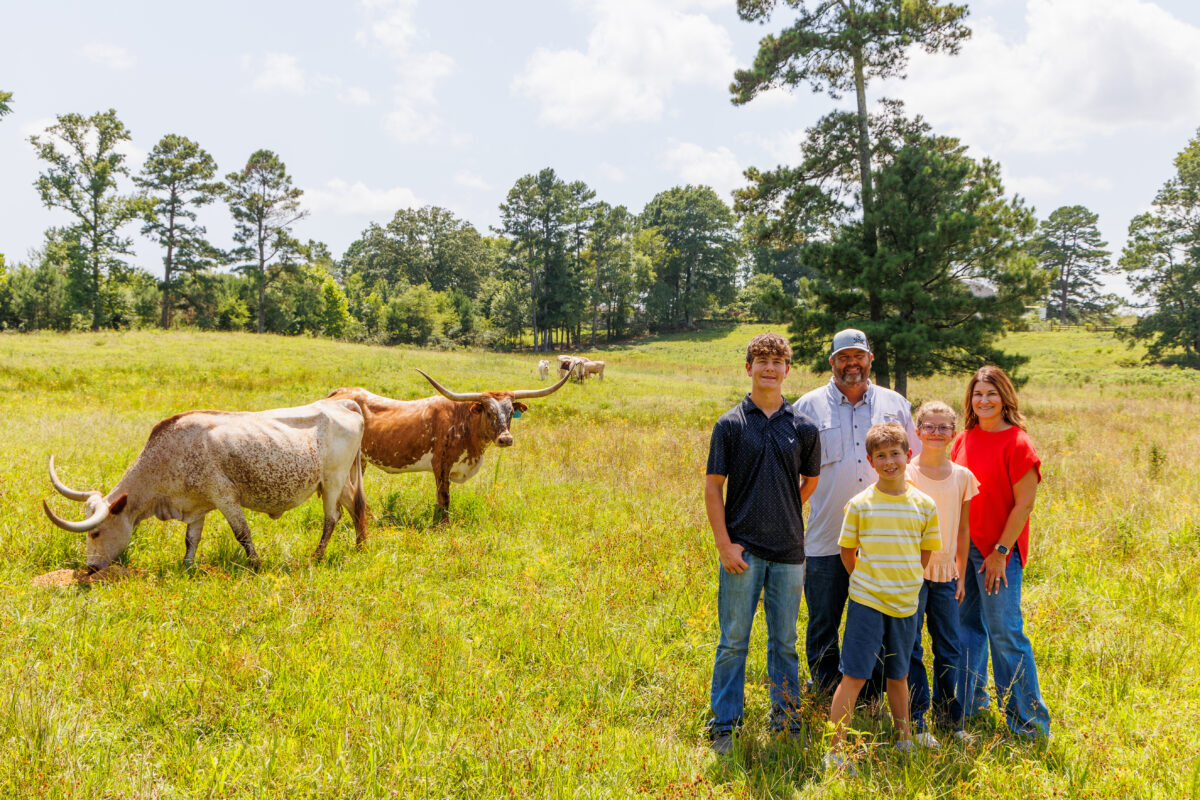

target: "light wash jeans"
[709,551,805,735]
[958,544,1051,738]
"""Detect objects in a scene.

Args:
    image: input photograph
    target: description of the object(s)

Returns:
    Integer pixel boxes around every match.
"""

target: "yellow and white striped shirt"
[839,485,941,617]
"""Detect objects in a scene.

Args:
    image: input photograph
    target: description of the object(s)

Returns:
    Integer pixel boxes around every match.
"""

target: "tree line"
[2,15,1197,374]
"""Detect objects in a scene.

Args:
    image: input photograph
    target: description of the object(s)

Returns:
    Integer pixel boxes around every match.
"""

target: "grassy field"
[0,326,1197,799]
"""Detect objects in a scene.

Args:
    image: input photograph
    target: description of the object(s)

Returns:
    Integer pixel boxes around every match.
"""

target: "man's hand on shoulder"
[719,541,748,574]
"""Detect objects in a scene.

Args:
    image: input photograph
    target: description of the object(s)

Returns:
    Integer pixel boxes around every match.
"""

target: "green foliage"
[641,185,741,328]
[0,90,11,119]
[731,1,971,106]
[224,149,308,334]
[29,109,150,330]
[342,206,493,297]
[384,283,441,345]
[1120,127,1200,368]
[320,274,352,338]
[739,272,793,323]
[1034,205,1114,323]
[134,134,224,328]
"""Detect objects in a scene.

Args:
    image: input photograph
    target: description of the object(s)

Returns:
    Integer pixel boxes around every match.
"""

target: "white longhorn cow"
[43,399,367,571]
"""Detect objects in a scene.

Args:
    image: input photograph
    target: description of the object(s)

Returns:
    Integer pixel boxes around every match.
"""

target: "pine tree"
[1035,205,1112,323]
[134,134,224,328]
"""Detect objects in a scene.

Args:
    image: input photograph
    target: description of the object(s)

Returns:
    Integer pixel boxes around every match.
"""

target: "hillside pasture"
[0,327,1197,798]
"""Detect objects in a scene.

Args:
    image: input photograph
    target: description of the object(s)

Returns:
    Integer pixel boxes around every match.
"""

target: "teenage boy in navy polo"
[704,332,821,755]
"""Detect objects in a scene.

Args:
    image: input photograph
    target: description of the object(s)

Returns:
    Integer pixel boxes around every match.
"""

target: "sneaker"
[823,751,857,776]
[952,730,976,745]
[894,739,915,755]
[914,731,941,749]
[710,732,734,756]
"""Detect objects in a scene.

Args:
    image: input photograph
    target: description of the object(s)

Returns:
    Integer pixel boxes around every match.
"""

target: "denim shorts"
[839,599,919,681]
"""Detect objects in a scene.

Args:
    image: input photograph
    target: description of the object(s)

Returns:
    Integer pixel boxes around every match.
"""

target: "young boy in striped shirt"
[825,422,941,770]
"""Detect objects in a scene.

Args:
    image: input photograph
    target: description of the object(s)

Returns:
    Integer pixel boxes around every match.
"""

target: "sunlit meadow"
[0,326,1196,798]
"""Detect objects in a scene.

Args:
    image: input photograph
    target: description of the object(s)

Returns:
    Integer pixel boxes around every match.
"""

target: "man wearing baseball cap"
[793,329,921,698]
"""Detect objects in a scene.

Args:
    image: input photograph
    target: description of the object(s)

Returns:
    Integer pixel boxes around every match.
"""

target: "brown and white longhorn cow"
[328,369,569,518]
[43,399,367,571]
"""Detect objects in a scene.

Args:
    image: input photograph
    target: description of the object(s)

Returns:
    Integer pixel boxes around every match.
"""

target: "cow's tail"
[351,448,368,545]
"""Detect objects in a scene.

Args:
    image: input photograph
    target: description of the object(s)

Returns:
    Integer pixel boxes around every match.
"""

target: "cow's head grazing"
[416,369,570,447]
[43,456,134,571]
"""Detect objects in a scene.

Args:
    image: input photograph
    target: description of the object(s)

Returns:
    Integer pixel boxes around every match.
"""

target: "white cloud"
[511,0,738,130]
[744,127,807,167]
[339,86,373,106]
[891,0,1200,154]
[358,0,455,144]
[594,162,628,183]
[303,179,421,216]
[250,52,306,94]
[1004,173,1060,200]
[81,43,135,70]
[663,140,746,199]
[453,170,491,191]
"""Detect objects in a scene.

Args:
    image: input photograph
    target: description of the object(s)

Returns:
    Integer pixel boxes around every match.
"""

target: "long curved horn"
[511,369,572,400]
[43,499,110,533]
[48,455,92,501]
[416,369,484,402]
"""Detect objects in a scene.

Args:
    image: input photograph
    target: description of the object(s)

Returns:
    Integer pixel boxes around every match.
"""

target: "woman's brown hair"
[963,365,1025,430]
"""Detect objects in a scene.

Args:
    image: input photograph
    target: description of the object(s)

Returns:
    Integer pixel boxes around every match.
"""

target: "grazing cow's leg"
[217,504,262,569]
[433,462,452,523]
[338,453,369,548]
[313,478,345,561]
[183,516,206,566]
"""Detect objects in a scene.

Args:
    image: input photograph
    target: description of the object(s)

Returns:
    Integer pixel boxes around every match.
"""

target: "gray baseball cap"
[830,328,871,357]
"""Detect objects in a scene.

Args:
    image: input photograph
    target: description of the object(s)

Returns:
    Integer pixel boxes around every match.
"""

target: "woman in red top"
[951,366,1050,738]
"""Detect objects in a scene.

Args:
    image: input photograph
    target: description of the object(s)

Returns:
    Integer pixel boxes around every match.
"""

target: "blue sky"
[3,0,1200,300]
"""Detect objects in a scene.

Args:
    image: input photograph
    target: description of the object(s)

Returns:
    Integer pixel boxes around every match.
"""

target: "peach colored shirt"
[906,462,979,582]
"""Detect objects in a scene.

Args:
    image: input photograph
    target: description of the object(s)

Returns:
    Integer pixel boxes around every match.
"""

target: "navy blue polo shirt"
[706,395,821,564]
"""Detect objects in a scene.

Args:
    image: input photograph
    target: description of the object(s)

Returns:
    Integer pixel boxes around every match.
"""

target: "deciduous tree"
[224,149,307,333]
[1120,128,1200,367]
[641,185,741,328]
[30,109,148,330]
[134,134,224,328]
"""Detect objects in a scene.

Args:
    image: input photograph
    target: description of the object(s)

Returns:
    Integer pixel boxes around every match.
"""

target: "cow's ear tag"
[512,410,522,418]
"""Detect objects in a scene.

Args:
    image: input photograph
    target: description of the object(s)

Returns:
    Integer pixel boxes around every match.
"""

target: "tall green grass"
[0,327,1196,798]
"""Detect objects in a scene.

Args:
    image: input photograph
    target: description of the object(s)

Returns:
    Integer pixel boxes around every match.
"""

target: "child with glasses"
[905,401,980,747]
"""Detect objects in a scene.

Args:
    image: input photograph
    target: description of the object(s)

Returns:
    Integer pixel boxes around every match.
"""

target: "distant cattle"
[328,369,570,518]
[557,355,588,383]
[582,360,605,381]
[537,359,550,380]
[43,400,367,571]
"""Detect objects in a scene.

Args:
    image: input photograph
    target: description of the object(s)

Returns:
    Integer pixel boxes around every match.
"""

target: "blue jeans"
[958,544,1051,738]
[908,579,964,732]
[709,551,805,735]
[804,554,885,699]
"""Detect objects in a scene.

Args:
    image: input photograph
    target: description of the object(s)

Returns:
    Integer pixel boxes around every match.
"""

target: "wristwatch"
[995,543,1011,557]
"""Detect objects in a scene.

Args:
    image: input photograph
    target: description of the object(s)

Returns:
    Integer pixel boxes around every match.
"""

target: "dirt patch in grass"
[31,565,139,587]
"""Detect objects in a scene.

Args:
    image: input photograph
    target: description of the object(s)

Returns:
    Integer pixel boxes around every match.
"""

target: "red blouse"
[951,425,1042,566]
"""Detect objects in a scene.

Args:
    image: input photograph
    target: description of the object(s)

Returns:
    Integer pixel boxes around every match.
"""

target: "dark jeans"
[908,579,964,732]
[804,554,884,700]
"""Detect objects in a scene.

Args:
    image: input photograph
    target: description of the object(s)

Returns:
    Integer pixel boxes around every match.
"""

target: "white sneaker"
[914,731,941,749]
[952,729,976,745]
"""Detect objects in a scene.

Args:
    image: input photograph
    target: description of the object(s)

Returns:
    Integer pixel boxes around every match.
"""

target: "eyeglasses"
[919,424,955,434]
